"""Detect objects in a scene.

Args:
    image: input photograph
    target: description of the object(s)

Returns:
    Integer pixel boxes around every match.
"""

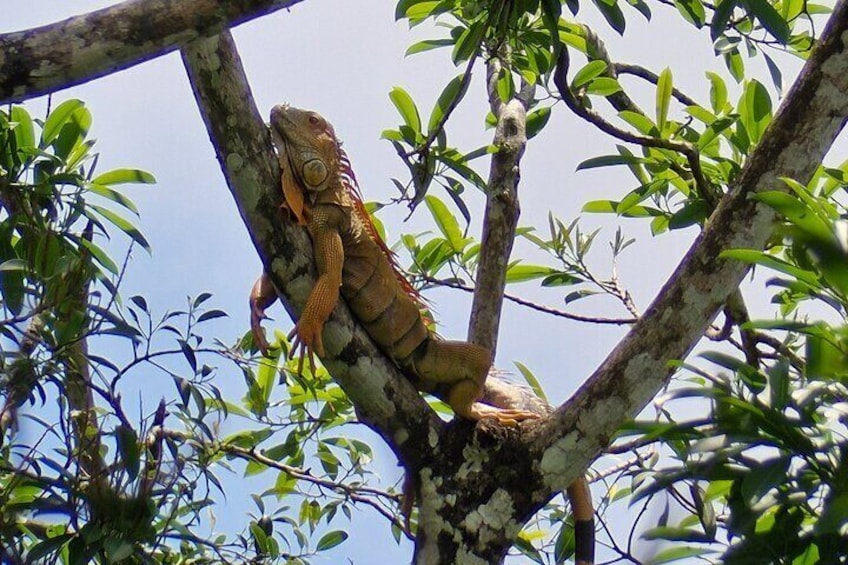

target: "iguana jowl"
[250,104,536,424]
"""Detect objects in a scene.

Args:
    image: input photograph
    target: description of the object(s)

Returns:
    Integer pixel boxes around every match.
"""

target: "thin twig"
[422,275,637,325]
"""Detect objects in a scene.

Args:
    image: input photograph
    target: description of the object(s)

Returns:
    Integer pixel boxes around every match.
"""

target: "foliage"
[380,0,843,562]
[1,0,844,562]
[0,102,388,563]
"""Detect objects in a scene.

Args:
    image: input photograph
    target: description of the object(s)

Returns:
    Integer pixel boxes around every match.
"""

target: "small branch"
[221,444,413,540]
[553,49,716,208]
[423,275,636,325]
[468,56,529,352]
[613,63,699,107]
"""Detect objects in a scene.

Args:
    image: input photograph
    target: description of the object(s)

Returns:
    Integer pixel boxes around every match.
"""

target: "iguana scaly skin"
[250,104,536,424]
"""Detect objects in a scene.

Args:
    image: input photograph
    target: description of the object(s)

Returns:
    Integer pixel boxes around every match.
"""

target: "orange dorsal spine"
[337,147,428,312]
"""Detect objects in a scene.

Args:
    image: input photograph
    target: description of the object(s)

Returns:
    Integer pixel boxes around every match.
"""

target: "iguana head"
[269,104,340,195]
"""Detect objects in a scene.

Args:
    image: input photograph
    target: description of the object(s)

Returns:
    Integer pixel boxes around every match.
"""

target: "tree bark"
[0,0,304,104]
[467,58,529,353]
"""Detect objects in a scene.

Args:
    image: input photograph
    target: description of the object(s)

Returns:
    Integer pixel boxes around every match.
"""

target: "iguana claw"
[468,403,540,426]
[287,318,325,375]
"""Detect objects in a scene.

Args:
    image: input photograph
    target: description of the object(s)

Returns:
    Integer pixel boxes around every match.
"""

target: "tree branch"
[468,57,529,353]
[531,0,848,494]
[0,0,305,104]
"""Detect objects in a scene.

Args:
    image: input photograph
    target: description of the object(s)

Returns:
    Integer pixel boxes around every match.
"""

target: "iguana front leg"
[288,207,344,374]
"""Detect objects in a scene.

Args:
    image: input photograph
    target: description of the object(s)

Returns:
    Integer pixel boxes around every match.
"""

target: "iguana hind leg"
[414,340,539,425]
[250,274,278,356]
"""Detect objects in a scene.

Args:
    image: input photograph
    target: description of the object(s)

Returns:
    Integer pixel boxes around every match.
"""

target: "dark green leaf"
[526,107,551,139]
[197,309,228,323]
[747,0,790,43]
[711,0,737,40]
[428,74,469,133]
[592,0,626,34]
[316,530,348,551]
[116,424,140,480]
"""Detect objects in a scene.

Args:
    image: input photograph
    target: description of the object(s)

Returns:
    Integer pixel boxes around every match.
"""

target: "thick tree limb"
[179,32,440,470]
[467,58,531,352]
[530,0,848,494]
[0,0,304,104]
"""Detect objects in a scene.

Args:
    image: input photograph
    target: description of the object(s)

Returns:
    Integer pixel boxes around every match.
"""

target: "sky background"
[3,1,839,563]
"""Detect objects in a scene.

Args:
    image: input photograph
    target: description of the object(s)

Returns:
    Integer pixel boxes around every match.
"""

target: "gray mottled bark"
[0,0,304,104]
[529,0,848,497]
[467,58,530,353]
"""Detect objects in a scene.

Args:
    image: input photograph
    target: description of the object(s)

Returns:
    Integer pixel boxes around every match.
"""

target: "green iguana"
[250,105,594,563]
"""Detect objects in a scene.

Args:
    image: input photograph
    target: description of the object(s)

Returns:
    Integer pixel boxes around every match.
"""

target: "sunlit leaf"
[389,86,421,134]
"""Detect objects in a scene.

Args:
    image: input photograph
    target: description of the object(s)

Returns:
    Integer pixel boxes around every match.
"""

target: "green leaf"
[0,258,26,272]
[526,107,551,139]
[496,69,515,103]
[79,238,119,275]
[86,183,140,215]
[316,530,348,551]
[705,72,728,113]
[618,110,657,135]
[41,99,85,145]
[668,200,708,229]
[674,0,706,26]
[748,0,790,43]
[724,49,744,83]
[763,52,783,93]
[592,0,626,34]
[572,60,608,88]
[752,191,831,241]
[721,249,820,286]
[389,87,421,134]
[428,74,468,133]
[650,546,717,563]
[577,154,640,171]
[452,20,485,64]
[10,106,35,151]
[586,77,623,96]
[656,68,673,133]
[115,424,140,481]
[514,361,547,402]
[739,79,772,144]
[425,195,465,252]
[710,0,737,40]
[92,168,156,186]
[741,457,789,506]
[505,264,555,283]
[406,38,454,56]
[89,204,151,252]
[582,200,617,213]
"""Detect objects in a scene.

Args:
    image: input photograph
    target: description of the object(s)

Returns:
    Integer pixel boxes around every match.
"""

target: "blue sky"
[3,1,824,562]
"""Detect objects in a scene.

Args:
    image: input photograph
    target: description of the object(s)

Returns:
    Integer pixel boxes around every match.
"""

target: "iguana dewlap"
[250,105,537,425]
